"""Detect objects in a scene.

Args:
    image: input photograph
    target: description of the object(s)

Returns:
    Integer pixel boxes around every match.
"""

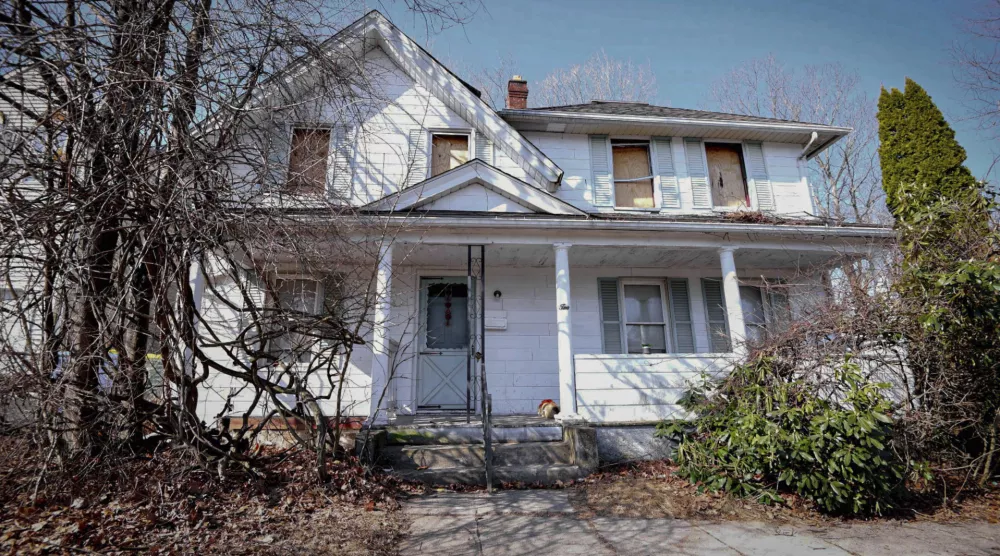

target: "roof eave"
[498,108,853,136]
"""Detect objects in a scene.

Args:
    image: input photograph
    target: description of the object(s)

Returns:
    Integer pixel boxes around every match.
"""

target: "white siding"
[521,132,815,217]
[421,184,535,212]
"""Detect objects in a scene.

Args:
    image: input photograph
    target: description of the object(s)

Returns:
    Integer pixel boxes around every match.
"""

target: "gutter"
[499,109,854,136]
[375,214,896,240]
[799,132,819,160]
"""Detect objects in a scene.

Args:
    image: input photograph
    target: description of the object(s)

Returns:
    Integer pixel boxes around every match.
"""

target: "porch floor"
[386,414,555,428]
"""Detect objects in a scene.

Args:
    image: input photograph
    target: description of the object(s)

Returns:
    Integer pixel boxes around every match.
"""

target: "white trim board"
[366,160,586,216]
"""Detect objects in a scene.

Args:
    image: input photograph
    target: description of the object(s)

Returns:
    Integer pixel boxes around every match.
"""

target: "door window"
[424,282,468,350]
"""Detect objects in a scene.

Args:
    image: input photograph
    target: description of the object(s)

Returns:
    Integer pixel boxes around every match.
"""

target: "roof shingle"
[514,100,837,128]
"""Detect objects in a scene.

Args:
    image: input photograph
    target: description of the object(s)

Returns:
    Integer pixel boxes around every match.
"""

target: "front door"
[417,277,469,410]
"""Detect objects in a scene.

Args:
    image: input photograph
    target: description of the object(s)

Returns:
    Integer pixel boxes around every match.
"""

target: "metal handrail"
[467,245,493,492]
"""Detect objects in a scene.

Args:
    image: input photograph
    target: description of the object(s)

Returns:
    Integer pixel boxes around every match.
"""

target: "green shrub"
[658,356,906,515]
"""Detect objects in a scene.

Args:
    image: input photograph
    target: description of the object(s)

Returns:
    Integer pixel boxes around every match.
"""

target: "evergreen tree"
[877,78,1000,486]
[877,78,980,219]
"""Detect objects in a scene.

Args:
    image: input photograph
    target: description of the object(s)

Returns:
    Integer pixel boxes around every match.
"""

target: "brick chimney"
[506,75,528,109]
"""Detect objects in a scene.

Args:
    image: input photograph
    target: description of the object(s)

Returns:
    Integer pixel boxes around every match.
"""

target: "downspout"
[798,131,819,160]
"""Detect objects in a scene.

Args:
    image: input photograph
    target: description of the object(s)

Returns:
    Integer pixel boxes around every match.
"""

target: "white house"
[185,9,893,444]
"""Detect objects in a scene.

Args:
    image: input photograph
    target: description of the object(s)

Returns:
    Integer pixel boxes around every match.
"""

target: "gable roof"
[500,101,852,160]
[364,159,585,216]
[288,11,564,190]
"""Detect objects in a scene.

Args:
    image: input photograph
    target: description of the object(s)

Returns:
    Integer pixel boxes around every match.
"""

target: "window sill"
[613,207,661,213]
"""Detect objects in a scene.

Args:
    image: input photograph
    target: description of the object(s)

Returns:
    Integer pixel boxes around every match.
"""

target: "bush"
[659,355,906,515]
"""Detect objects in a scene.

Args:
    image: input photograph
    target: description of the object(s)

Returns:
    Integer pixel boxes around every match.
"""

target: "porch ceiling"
[395,243,847,270]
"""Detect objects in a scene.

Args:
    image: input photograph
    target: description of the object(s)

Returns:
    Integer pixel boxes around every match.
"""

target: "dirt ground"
[568,460,1000,525]
[0,437,408,555]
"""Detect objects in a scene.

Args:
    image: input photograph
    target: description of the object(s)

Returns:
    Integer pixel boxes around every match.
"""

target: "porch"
[368,224,862,426]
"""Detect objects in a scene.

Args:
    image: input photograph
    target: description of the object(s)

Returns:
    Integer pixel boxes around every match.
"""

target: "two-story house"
[190,11,892,470]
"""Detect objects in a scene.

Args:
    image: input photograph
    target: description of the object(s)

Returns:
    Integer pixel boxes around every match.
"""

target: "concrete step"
[385,425,562,446]
[384,440,574,470]
[394,464,588,486]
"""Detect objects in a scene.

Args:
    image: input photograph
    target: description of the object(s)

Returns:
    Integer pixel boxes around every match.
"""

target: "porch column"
[553,242,578,417]
[368,242,393,424]
[718,247,747,355]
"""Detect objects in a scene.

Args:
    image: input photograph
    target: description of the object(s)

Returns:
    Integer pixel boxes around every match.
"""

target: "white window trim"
[619,278,671,354]
[610,137,661,211]
[427,129,474,180]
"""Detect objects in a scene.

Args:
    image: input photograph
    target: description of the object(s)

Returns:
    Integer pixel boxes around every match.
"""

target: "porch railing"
[467,245,493,492]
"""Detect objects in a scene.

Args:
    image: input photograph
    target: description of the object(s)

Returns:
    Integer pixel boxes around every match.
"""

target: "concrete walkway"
[400,490,1000,556]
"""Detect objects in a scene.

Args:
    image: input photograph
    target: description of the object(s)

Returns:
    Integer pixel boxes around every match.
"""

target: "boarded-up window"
[287,127,330,195]
[431,134,469,177]
[705,143,748,208]
[612,140,654,208]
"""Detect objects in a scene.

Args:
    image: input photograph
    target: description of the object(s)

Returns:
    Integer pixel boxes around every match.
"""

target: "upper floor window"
[611,140,654,208]
[431,133,469,177]
[286,127,330,195]
[705,142,749,209]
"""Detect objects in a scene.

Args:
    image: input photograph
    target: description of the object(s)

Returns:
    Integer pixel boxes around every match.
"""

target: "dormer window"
[611,140,654,209]
[286,127,330,195]
[431,133,469,177]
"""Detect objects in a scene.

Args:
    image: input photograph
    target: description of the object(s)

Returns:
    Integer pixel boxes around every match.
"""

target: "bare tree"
[710,55,887,223]
[453,52,519,110]
[954,0,1000,178]
[532,49,658,107]
[0,0,475,479]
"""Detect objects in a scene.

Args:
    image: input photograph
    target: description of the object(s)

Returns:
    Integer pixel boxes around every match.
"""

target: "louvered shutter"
[667,278,696,353]
[653,137,680,208]
[598,278,623,353]
[329,125,354,202]
[241,269,267,351]
[744,142,774,211]
[474,133,494,165]
[404,128,428,187]
[590,135,613,207]
[701,278,731,352]
[685,138,712,208]
[268,124,292,189]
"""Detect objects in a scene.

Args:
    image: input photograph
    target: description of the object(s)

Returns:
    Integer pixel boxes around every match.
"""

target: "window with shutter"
[701,278,731,352]
[286,127,331,195]
[668,278,696,353]
[598,278,622,353]
[611,140,655,208]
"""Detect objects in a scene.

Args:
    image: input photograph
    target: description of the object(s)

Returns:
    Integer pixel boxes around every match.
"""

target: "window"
[287,127,330,195]
[430,133,469,177]
[622,283,668,353]
[705,142,749,208]
[611,140,654,208]
[599,278,696,355]
[272,279,321,365]
[741,285,790,343]
[424,282,468,350]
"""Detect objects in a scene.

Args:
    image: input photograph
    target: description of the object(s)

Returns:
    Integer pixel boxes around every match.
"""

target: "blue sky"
[382,0,996,180]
